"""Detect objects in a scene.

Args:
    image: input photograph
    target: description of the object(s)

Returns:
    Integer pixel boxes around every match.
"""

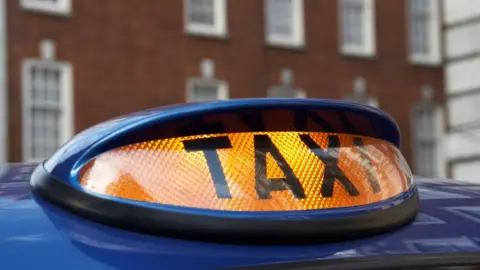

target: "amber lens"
[79,132,412,211]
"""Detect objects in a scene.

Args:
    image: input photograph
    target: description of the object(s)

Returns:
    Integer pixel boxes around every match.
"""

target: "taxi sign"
[30,98,419,244]
[79,131,411,211]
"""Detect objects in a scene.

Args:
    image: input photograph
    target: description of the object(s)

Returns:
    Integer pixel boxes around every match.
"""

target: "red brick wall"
[7,0,444,164]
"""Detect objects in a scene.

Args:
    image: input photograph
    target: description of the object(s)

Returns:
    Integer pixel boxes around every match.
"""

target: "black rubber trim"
[227,252,480,269]
[31,163,419,245]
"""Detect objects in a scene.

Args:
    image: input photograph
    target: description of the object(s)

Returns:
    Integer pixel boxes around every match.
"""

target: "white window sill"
[267,36,304,49]
[409,56,442,67]
[185,25,227,39]
[341,47,376,59]
[266,40,305,50]
[20,1,71,16]
[185,30,229,40]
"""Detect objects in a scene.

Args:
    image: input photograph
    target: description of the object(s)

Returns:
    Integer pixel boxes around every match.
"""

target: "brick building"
[1,0,446,177]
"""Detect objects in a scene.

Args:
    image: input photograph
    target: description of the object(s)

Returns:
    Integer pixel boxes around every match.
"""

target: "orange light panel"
[79,132,412,211]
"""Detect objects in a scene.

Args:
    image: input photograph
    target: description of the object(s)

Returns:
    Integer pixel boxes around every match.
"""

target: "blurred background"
[0,0,479,182]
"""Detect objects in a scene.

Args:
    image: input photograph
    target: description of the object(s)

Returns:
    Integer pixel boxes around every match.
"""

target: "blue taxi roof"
[2,163,480,269]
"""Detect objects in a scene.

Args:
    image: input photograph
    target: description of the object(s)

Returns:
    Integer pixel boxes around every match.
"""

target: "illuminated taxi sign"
[32,99,419,243]
[79,131,411,211]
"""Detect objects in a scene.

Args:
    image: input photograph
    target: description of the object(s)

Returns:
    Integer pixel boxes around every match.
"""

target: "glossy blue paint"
[2,164,480,269]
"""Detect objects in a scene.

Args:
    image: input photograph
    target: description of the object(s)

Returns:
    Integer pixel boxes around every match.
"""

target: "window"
[187,59,228,102]
[22,60,73,162]
[267,69,306,97]
[343,77,379,107]
[412,103,445,178]
[413,106,438,177]
[265,0,304,47]
[267,86,306,98]
[408,0,441,64]
[185,0,227,37]
[339,0,376,56]
[20,0,71,15]
[187,80,228,102]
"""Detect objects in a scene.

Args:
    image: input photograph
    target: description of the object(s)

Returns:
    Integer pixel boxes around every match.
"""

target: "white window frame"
[184,0,227,37]
[20,0,72,16]
[408,0,441,65]
[186,78,229,102]
[339,0,376,57]
[21,59,74,162]
[265,0,305,47]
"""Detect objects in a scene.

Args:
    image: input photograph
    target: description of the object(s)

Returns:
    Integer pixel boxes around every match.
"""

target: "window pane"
[268,0,293,37]
[413,105,437,177]
[32,109,44,140]
[410,0,430,55]
[191,84,219,102]
[414,107,435,141]
[341,0,365,47]
[32,67,47,102]
[26,64,63,160]
[31,108,61,160]
[425,142,435,176]
[268,86,298,98]
[32,108,44,160]
[44,109,59,156]
[188,0,215,25]
[46,69,60,102]
[31,109,38,159]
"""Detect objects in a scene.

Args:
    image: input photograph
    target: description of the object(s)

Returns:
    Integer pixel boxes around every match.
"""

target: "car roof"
[2,163,480,269]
